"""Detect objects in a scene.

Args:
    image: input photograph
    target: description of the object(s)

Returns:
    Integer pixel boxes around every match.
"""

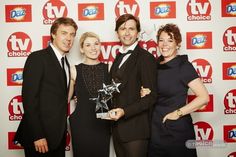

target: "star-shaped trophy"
[90,80,121,119]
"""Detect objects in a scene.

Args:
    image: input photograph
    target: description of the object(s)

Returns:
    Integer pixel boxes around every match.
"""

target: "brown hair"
[115,14,141,32]
[157,23,182,46]
[50,17,78,41]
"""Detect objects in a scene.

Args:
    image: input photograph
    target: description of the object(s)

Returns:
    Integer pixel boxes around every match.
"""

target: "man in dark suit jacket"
[14,17,78,157]
[109,14,157,157]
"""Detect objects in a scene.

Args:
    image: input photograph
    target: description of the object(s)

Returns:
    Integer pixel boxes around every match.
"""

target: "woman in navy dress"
[68,32,110,157]
[147,24,209,157]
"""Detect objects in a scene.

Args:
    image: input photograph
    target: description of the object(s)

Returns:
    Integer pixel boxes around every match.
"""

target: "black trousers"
[112,129,148,157]
[24,136,66,157]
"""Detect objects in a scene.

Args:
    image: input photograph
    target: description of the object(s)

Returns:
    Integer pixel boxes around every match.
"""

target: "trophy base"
[96,112,110,119]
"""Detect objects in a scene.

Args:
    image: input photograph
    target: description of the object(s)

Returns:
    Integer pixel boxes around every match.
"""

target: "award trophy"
[90,80,121,119]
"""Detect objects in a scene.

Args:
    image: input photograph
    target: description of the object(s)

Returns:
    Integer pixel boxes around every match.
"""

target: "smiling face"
[81,37,101,64]
[158,31,178,62]
[52,24,76,55]
[117,19,139,50]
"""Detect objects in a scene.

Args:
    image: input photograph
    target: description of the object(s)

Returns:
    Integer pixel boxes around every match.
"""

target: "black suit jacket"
[14,46,70,150]
[110,45,157,142]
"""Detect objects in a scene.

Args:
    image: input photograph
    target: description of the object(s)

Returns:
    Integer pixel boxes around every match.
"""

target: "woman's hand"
[140,86,151,97]
[162,110,180,123]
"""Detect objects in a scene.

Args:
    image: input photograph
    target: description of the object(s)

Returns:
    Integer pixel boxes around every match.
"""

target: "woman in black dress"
[145,24,209,157]
[68,32,110,157]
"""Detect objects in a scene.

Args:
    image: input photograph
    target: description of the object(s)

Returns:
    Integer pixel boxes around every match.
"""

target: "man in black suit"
[14,17,78,157]
[109,14,157,157]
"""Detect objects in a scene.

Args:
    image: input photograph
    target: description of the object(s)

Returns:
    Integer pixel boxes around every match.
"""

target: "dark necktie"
[116,50,132,68]
[61,57,67,87]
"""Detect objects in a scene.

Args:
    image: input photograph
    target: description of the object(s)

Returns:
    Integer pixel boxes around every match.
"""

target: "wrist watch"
[176,109,183,117]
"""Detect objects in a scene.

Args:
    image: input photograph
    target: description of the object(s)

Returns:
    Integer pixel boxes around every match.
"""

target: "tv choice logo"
[228,152,236,157]
[224,125,236,143]
[42,35,51,49]
[8,132,23,149]
[7,68,23,86]
[188,94,213,112]
[223,63,236,80]
[223,26,236,52]
[222,0,236,17]
[42,0,68,25]
[150,1,176,19]
[9,95,24,121]
[5,5,32,22]
[186,32,212,49]
[115,0,140,18]
[99,41,158,67]
[7,32,32,57]
[224,89,236,114]
[194,121,214,140]
[187,0,211,21]
[78,3,104,20]
[192,59,212,83]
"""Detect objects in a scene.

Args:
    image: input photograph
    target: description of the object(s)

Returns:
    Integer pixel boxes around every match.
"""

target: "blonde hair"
[79,32,101,49]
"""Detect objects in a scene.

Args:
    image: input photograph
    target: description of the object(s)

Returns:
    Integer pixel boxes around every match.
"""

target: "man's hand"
[108,108,125,121]
[140,86,151,97]
[34,138,48,153]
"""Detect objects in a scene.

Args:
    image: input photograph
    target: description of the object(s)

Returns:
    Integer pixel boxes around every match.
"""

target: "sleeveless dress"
[69,63,110,157]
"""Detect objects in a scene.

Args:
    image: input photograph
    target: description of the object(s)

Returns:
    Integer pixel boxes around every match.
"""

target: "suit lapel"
[47,46,68,92]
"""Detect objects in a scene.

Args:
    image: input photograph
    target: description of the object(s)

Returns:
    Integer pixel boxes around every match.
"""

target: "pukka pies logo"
[7,68,23,86]
[222,63,236,80]
[42,0,68,25]
[192,59,213,83]
[188,94,213,112]
[78,3,104,20]
[8,95,24,121]
[5,5,32,22]
[223,26,236,52]
[187,0,211,21]
[7,32,32,57]
[224,89,236,114]
[224,125,236,143]
[115,0,140,18]
[150,1,176,19]
[186,32,212,49]
[222,0,236,17]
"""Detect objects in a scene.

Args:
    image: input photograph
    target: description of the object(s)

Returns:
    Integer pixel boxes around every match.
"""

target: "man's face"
[52,24,76,54]
[117,19,139,50]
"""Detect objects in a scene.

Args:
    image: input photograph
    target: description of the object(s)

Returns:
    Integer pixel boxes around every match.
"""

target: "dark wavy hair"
[115,14,141,32]
[156,23,182,46]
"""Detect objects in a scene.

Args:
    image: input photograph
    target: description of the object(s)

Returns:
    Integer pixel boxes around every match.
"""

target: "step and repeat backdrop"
[0,0,236,157]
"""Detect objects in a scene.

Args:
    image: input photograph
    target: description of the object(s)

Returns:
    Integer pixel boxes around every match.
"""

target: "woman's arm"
[163,78,209,123]
[67,65,77,103]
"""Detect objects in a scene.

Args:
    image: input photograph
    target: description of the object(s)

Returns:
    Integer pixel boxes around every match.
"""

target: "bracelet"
[176,109,183,117]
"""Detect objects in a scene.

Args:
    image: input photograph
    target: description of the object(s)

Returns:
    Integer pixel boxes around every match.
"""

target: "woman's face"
[81,37,101,61]
[158,31,178,62]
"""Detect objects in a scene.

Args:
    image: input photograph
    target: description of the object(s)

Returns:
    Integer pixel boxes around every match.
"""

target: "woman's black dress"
[149,55,198,157]
[69,63,110,157]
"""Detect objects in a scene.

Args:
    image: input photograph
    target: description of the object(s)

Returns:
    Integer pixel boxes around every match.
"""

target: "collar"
[50,43,65,61]
[118,41,138,54]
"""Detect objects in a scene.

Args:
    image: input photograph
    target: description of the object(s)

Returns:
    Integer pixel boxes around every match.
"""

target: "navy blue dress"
[149,55,198,157]
[69,63,110,157]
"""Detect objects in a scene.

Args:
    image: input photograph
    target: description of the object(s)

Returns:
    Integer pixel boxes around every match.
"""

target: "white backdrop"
[1,0,236,157]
